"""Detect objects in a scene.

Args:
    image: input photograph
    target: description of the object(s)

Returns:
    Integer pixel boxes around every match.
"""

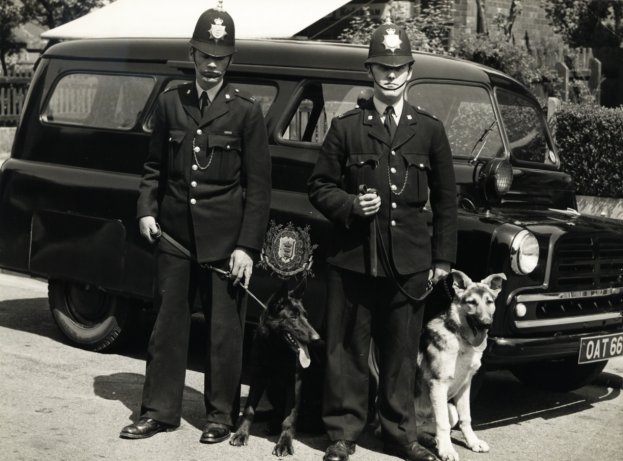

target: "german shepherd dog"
[415,270,506,461]
[230,280,321,457]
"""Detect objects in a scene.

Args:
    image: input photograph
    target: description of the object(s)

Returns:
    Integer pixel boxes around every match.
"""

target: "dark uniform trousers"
[140,243,246,427]
[323,266,428,447]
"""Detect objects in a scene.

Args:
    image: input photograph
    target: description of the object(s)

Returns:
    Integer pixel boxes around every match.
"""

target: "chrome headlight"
[510,230,539,275]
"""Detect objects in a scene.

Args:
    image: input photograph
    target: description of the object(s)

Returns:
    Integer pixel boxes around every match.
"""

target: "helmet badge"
[382,28,402,54]
[209,17,227,40]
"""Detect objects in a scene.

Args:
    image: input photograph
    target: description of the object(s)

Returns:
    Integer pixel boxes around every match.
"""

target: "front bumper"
[484,326,623,367]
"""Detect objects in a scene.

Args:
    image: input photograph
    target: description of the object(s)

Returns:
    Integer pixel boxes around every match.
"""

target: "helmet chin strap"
[369,65,410,92]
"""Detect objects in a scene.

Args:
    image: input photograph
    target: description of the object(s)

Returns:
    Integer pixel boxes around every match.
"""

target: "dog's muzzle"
[467,315,492,335]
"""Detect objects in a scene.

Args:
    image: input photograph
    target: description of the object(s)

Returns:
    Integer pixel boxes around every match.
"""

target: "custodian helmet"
[365,23,414,67]
[189,8,236,57]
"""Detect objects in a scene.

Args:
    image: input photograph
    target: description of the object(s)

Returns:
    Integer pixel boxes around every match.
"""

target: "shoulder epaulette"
[337,108,361,119]
[415,105,440,121]
[167,81,191,93]
[232,87,256,103]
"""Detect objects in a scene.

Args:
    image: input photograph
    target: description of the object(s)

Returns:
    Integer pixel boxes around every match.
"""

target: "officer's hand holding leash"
[353,186,381,217]
[229,248,253,288]
[139,216,160,243]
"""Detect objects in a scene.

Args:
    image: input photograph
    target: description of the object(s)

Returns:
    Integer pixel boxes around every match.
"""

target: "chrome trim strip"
[516,287,623,302]
[515,312,623,329]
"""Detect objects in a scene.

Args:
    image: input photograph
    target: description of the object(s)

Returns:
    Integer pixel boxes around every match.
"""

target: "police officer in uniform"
[308,23,456,461]
[120,7,271,444]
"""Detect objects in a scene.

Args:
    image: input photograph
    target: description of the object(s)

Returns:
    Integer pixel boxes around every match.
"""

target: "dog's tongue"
[297,341,311,368]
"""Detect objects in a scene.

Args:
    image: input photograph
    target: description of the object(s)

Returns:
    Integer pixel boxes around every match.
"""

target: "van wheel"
[49,280,133,352]
[510,358,607,392]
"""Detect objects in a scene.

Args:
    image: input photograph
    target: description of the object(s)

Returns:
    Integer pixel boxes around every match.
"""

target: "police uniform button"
[368,115,373,120]
[390,167,397,174]
[226,145,230,149]
[190,198,197,205]
[419,163,424,168]
[235,88,239,93]
[391,150,396,156]
[407,114,412,120]
[391,184,397,191]
[391,220,397,226]
[225,94,230,99]
[392,202,397,209]
[192,164,198,171]
[194,146,200,153]
[168,136,172,141]
[191,181,197,187]
[196,129,202,135]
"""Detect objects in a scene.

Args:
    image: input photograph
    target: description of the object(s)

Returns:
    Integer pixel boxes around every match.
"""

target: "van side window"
[408,83,504,159]
[496,89,552,164]
[281,83,372,144]
[41,73,156,130]
[143,80,276,132]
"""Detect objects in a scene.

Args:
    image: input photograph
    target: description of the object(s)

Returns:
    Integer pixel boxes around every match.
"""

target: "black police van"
[1,38,622,391]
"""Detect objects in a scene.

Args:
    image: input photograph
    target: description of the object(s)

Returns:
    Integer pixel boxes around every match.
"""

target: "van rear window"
[41,73,156,130]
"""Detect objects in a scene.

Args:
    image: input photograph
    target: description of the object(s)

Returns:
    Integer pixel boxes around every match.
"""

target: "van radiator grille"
[552,236,623,290]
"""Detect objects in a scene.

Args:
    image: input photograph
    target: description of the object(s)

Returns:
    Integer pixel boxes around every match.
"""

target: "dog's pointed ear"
[451,269,472,293]
[289,277,307,300]
[481,273,506,297]
[266,282,289,311]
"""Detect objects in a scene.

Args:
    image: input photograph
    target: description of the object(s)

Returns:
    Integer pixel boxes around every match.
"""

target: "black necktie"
[384,105,396,139]
[199,92,209,116]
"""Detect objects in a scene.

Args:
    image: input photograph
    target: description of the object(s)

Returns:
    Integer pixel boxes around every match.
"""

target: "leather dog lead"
[374,216,438,307]
[150,225,269,311]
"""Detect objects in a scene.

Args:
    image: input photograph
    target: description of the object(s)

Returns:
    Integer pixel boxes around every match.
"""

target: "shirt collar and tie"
[373,96,403,139]
[195,80,223,115]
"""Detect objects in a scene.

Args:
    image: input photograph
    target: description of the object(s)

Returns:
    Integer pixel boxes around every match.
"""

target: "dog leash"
[374,216,440,307]
[150,225,269,311]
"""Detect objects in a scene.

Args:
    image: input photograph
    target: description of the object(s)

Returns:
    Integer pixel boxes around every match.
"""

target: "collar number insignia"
[259,221,317,279]
[382,28,402,53]
[209,17,227,40]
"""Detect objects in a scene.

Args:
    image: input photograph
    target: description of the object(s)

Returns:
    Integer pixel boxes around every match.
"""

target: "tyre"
[49,279,134,352]
[511,357,607,392]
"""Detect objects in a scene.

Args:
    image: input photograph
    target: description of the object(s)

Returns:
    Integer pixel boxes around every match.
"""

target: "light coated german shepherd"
[230,280,322,457]
[415,270,506,461]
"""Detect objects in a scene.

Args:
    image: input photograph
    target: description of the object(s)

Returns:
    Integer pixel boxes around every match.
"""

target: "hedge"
[551,103,623,199]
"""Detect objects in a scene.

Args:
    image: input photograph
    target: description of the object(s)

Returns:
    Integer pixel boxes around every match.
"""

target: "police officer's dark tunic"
[308,97,457,448]
[136,81,271,427]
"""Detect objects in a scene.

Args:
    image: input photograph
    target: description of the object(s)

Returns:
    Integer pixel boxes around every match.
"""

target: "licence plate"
[578,332,623,364]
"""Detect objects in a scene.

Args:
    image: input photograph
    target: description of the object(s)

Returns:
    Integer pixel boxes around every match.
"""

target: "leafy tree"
[0,0,21,74]
[20,0,106,29]
[544,0,623,47]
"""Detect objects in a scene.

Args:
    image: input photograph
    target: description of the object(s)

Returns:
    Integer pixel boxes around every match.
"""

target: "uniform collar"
[373,96,404,122]
[195,80,223,104]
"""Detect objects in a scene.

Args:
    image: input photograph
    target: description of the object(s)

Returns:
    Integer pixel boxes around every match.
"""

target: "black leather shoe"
[384,441,440,461]
[323,440,356,461]
[200,422,231,444]
[119,418,175,439]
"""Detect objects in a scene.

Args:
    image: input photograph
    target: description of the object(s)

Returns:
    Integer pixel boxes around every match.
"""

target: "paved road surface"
[1,271,622,461]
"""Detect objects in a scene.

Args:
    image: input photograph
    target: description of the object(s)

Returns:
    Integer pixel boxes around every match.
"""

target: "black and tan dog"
[230,280,321,457]
[415,270,506,461]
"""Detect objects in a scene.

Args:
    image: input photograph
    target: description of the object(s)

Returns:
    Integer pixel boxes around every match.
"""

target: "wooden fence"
[0,71,32,126]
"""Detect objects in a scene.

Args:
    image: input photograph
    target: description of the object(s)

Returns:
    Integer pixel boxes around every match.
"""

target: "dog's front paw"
[438,444,460,461]
[229,430,249,447]
[273,433,294,457]
[467,438,489,453]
